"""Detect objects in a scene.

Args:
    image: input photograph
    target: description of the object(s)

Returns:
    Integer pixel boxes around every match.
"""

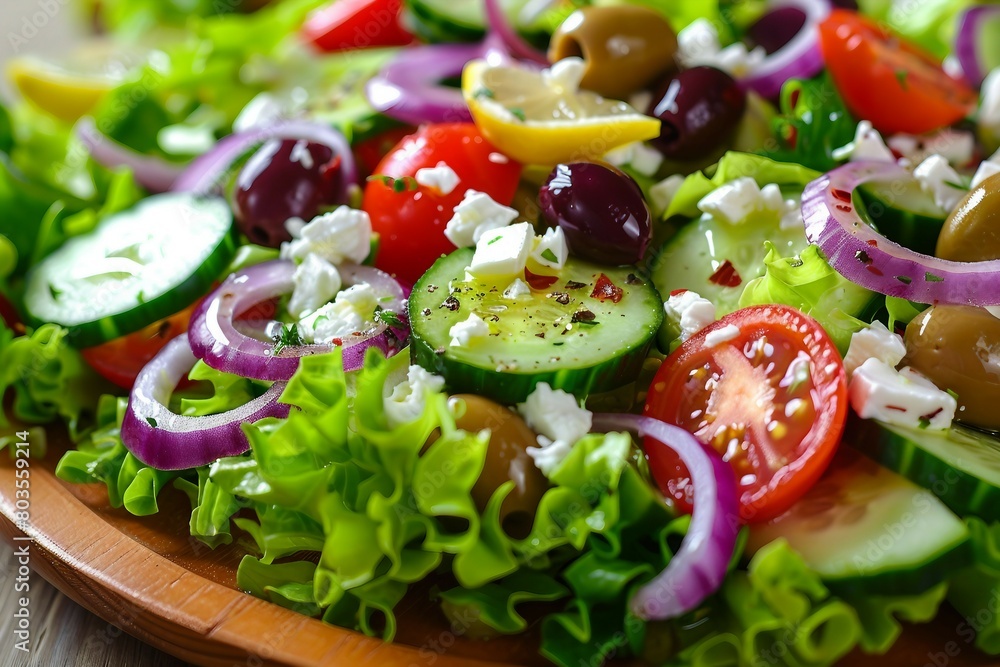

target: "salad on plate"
[5,0,1000,665]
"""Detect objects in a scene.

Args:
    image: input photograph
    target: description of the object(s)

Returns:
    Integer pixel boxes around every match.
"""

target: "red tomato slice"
[363,123,522,284]
[302,0,414,53]
[354,126,415,179]
[643,305,848,523]
[818,10,977,135]
[81,303,197,389]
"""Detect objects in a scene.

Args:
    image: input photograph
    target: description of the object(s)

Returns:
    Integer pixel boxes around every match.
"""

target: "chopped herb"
[487,235,503,245]
[146,417,157,428]
[946,388,959,400]
[540,248,558,263]
[137,290,146,304]
[367,174,418,192]
[374,308,406,328]
[474,88,495,99]
[895,68,909,90]
[48,284,62,300]
[918,417,930,430]
[943,179,969,191]
[895,275,912,285]
[509,107,526,121]
[924,272,944,283]
[272,323,303,355]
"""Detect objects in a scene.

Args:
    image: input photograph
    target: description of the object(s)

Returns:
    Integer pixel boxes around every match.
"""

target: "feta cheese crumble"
[444,190,519,248]
[530,226,568,270]
[978,67,1000,141]
[842,321,907,377]
[449,314,490,347]
[517,383,593,476]
[697,177,797,226]
[831,120,895,163]
[281,207,372,265]
[913,154,967,213]
[676,18,765,77]
[288,253,342,319]
[649,174,685,217]
[972,147,1000,189]
[385,365,446,427]
[298,283,378,343]
[467,222,535,279]
[849,359,957,430]
[415,161,461,195]
[502,278,531,299]
[603,141,663,177]
[664,290,716,341]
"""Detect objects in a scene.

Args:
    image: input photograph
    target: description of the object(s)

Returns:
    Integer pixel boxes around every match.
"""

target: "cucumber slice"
[852,418,1000,523]
[407,0,532,42]
[856,179,946,256]
[409,249,664,403]
[650,212,808,318]
[747,448,970,596]
[25,193,235,348]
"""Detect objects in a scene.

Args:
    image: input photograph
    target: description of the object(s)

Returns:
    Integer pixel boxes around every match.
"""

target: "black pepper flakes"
[625,273,642,285]
[421,308,431,316]
[572,309,597,323]
[441,296,460,311]
[434,347,446,355]
[548,292,571,305]
[565,280,587,290]
[855,250,872,264]
[535,332,546,339]
[427,284,438,292]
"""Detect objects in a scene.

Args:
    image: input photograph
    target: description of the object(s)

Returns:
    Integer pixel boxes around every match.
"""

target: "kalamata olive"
[233,138,344,248]
[548,5,678,99]
[903,305,1000,430]
[452,394,549,539]
[646,66,747,162]
[745,7,806,55]
[936,172,1000,262]
[538,162,652,265]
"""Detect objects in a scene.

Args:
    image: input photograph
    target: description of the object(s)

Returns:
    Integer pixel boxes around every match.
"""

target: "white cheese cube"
[467,222,534,279]
[288,253,343,319]
[502,278,531,299]
[649,174,685,217]
[384,364,446,427]
[832,120,895,163]
[281,207,372,265]
[415,161,461,195]
[444,190,519,248]
[664,290,716,341]
[449,314,490,347]
[530,226,568,270]
[630,143,664,177]
[518,383,593,476]
[842,321,907,377]
[972,149,1000,188]
[849,358,957,430]
[978,67,1000,139]
[913,154,967,212]
[697,177,762,225]
[298,283,378,343]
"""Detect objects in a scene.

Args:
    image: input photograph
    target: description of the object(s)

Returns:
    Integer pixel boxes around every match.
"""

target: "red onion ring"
[741,0,831,99]
[170,120,356,200]
[802,160,1000,306]
[591,413,740,620]
[956,4,1000,88]
[483,0,548,66]
[76,117,185,192]
[120,336,289,470]
[188,259,408,381]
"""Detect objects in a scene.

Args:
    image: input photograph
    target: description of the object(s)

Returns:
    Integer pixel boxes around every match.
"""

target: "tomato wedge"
[643,305,848,523]
[818,9,977,135]
[302,0,414,53]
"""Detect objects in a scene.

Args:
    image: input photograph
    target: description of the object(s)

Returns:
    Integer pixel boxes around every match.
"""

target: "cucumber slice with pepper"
[409,248,663,403]
[856,179,946,256]
[747,448,970,596]
[851,417,1000,523]
[24,193,235,348]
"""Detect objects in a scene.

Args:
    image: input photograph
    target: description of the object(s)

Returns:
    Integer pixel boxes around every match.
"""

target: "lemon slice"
[462,57,661,165]
[7,53,122,123]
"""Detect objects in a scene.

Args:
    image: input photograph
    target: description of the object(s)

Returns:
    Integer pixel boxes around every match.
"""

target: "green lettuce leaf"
[739,243,878,352]
[856,0,972,59]
[947,518,1000,654]
[666,152,820,219]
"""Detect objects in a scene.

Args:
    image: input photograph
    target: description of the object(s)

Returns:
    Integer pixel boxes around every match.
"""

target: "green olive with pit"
[936,172,1000,262]
[903,305,1000,430]
[548,5,678,99]
[451,394,549,538]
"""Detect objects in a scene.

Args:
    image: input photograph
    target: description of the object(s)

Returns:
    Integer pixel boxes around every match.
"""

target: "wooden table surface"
[0,540,191,667]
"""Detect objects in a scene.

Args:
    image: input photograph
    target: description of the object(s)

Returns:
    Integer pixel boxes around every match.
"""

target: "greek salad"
[5,0,1000,665]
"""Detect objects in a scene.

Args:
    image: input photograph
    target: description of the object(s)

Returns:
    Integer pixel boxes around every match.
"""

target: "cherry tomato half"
[353,125,415,179]
[363,123,522,284]
[302,0,414,53]
[81,303,197,389]
[643,304,848,523]
[818,9,977,135]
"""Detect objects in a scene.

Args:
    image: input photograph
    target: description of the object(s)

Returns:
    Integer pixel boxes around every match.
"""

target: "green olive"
[903,305,1000,430]
[451,394,549,538]
[936,172,1000,262]
[548,5,678,99]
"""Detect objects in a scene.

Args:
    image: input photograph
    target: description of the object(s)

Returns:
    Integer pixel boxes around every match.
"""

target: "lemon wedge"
[7,56,117,123]
[462,57,661,165]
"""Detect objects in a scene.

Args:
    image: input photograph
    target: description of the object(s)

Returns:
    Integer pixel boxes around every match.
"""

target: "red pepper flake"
[866,265,884,277]
[670,288,689,297]
[831,188,852,203]
[524,267,559,290]
[867,239,878,247]
[331,337,344,346]
[708,260,742,288]
[835,204,852,212]
[591,273,623,303]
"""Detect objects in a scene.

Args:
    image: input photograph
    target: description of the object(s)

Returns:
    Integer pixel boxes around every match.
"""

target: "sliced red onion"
[592,413,740,620]
[76,117,185,192]
[121,336,289,470]
[741,0,831,99]
[171,120,356,200]
[802,160,1000,306]
[188,259,408,381]
[956,5,1000,87]
[484,0,548,65]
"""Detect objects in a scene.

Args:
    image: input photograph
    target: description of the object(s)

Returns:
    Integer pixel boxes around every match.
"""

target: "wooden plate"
[0,428,996,667]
